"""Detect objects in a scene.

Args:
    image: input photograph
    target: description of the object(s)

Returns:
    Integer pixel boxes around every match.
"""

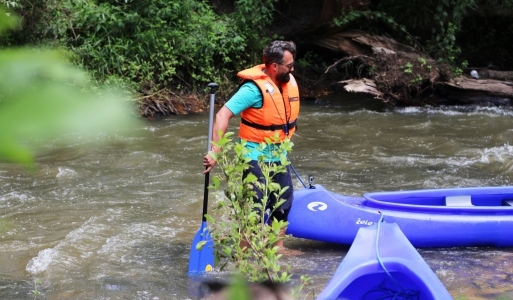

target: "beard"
[277,71,290,83]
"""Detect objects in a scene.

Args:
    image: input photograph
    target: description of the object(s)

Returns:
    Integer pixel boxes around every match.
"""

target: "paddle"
[188,82,219,275]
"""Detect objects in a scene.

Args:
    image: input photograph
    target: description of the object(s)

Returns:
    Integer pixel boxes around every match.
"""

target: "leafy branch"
[206,132,292,283]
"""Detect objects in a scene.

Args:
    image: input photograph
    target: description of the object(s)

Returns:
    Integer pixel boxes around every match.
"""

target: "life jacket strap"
[241,118,297,132]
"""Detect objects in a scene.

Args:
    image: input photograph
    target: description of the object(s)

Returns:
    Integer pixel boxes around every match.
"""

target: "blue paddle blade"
[188,221,215,275]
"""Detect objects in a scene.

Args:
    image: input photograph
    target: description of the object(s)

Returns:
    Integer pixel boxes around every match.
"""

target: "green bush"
[205,132,312,298]
[0,8,140,166]
[206,132,292,282]
[66,0,245,92]
[1,0,280,96]
[334,0,500,73]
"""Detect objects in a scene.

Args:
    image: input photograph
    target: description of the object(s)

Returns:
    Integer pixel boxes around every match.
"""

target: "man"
[203,40,300,252]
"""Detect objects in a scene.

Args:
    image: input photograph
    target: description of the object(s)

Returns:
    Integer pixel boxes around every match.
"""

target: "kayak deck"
[364,186,513,213]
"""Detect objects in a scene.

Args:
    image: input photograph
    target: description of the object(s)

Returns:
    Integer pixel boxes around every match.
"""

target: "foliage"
[1,0,280,98]
[206,132,292,283]
[333,10,421,51]
[402,62,413,74]
[418,57,432,71]
[31,279,42,299]
[370,0,477,58]
[232,0,279,63]
[335,0,513,74]
[203,273,305,300]
[457,2,513,69]
[401,59,431,83]
[61,0,246,93]
[0,8,140,166]
[205,132,313,297]
[294,51,331,95]
[3,0,511,100]
[0,1,16,31]
[0,0,19,9]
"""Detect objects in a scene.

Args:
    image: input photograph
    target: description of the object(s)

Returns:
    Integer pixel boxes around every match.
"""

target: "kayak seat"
[445,195,473,206]
[502,200,513,206]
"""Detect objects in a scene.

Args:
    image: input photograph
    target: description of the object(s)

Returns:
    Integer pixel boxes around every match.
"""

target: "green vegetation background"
[1,0,512,102]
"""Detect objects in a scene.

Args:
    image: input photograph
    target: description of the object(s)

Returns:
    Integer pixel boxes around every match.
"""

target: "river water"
[1,95,513,299]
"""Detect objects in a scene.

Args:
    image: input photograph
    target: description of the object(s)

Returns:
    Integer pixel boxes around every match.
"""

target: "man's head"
[262,40,296,84]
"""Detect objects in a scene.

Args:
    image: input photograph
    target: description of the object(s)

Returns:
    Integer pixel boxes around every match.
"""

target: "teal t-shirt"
[225,82,286,162]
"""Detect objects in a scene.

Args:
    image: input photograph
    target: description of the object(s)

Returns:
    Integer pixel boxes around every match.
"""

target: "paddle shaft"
[202,83,219,222]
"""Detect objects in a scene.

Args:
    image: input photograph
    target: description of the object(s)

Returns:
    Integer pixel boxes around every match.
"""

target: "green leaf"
[244,173,257,184]
[205,214,214,223]
[212,176,220,189]
[195,240,207,250]
[0,48,140,166]
[0,8,18,34]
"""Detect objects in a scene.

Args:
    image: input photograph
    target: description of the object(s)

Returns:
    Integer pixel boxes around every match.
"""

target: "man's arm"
[202,106,234,173]
[202,81,261,173]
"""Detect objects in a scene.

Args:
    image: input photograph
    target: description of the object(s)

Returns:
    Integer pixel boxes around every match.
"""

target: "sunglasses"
[276,62,295,70]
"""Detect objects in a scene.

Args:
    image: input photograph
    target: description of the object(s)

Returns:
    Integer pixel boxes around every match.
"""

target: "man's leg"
[240,160,264,252]
[269,165,294,250]
[242,162,302,254]
[242,160,265,212]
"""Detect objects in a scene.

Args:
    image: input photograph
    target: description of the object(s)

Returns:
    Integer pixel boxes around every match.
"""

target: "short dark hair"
[262,40,296,67]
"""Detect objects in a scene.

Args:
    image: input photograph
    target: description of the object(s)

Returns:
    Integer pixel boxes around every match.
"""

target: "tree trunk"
[315,30,513,106]
[435,77,513,106]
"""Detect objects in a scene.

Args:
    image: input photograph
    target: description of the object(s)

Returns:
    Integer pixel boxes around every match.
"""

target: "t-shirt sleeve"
[224,82,262,116]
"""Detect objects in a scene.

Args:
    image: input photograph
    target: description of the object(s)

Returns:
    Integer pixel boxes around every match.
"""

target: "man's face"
[275,50,295,83]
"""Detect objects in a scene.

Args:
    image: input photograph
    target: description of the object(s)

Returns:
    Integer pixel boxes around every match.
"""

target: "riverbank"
[135,76,333,118]
[136,89,207,118]
[135,57,513,118]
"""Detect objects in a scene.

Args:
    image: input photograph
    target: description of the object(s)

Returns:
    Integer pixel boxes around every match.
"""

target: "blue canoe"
[316,222,452,300]
[287,185,513,247]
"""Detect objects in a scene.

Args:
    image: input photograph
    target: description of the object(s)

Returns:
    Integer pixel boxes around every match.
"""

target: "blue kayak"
[316,222,453,300]
[287,185,513,247]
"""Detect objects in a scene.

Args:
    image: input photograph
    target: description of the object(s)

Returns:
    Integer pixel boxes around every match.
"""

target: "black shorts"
[242,160,294,222]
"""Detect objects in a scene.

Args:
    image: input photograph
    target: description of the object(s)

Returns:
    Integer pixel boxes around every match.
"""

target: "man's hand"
[203,153,216,174]
[202,106,233,174]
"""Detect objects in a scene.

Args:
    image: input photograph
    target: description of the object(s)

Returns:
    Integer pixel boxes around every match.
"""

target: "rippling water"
[1,95,513,299]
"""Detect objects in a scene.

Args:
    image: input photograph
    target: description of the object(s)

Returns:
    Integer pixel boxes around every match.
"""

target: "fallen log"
[316,30,513,106]
[339,78,381,97]
[339,76,513,106]
[468,69,513,82]
[435,76,513,105]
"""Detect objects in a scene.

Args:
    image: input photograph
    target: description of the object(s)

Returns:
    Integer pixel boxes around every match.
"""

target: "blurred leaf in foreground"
[0,10,141,166]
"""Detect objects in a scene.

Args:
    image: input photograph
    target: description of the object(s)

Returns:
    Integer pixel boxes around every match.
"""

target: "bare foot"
[277,247,304,256]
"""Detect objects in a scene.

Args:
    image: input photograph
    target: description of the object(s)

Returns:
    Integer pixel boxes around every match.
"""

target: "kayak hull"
[316,222,452,300]
[287,185,513,247]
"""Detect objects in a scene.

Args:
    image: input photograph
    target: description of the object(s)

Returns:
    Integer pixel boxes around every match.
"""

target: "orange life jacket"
[237,64,300,143]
